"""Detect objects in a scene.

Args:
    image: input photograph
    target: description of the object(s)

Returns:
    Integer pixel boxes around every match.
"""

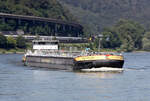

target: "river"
[0,53,150,101]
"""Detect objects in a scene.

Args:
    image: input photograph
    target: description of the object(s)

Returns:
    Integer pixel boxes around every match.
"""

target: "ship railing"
[72,51,123,57]
[25,50,81,58]
[85,52,123,56]
[25,50,123,58]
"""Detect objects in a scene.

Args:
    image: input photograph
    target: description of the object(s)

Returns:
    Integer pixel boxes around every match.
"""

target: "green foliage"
[16,36,26,49]
[116,19,145,50]
[0,34,7,48]
[0,0,74,21]
[101,28,121,49]
[100,19,145,51]
[0,23,13,31]
[0,35,27,49]
[142,32,150,51]
[7,36,16,49]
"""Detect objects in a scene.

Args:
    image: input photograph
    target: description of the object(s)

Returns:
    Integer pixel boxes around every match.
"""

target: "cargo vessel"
[23,38,124,71]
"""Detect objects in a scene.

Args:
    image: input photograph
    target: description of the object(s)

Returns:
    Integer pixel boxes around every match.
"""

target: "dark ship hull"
[73,55,124,70]
[74,60,124,70]
[23,54,124,71]
[24,55,74,70]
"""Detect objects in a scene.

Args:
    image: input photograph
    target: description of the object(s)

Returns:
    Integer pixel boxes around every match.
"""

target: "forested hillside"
[59,0,150,34]
[0,0,75,21]
[0,0,76,35]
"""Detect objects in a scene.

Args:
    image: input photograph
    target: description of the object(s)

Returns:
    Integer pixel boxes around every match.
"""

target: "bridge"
[0,13,83,37]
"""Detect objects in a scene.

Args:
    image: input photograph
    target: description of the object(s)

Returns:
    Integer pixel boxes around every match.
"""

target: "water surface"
[0,53,150,101]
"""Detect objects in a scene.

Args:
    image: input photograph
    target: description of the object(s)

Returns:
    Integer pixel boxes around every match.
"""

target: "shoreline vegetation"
[0,48,25,54]
[0,34,149,54]
[0,35,28,54]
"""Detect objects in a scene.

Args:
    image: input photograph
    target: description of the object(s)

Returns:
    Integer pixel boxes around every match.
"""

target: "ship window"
[45,42,58,45]
[33,42,38,44]
[38,42,46,45]
[45,42,51,45]
[51,42,58,45]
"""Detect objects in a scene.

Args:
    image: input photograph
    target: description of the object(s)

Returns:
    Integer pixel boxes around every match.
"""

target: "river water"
[0,53,150,101]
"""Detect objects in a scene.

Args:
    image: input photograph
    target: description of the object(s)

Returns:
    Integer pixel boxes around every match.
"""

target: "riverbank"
[99,48,150,53]
[0,49,25,54]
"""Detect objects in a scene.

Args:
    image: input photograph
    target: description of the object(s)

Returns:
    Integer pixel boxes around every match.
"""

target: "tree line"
[0,35,26,49]
[93,19,150,52]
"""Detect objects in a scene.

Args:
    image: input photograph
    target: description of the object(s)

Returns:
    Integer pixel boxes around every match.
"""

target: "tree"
[101,19,145,51]
[116,19,145,50]
[0,34,7,48]
[101,27,121,49]
[142,31,150,51]
[16,35,26,48]
[7,36,16,49]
